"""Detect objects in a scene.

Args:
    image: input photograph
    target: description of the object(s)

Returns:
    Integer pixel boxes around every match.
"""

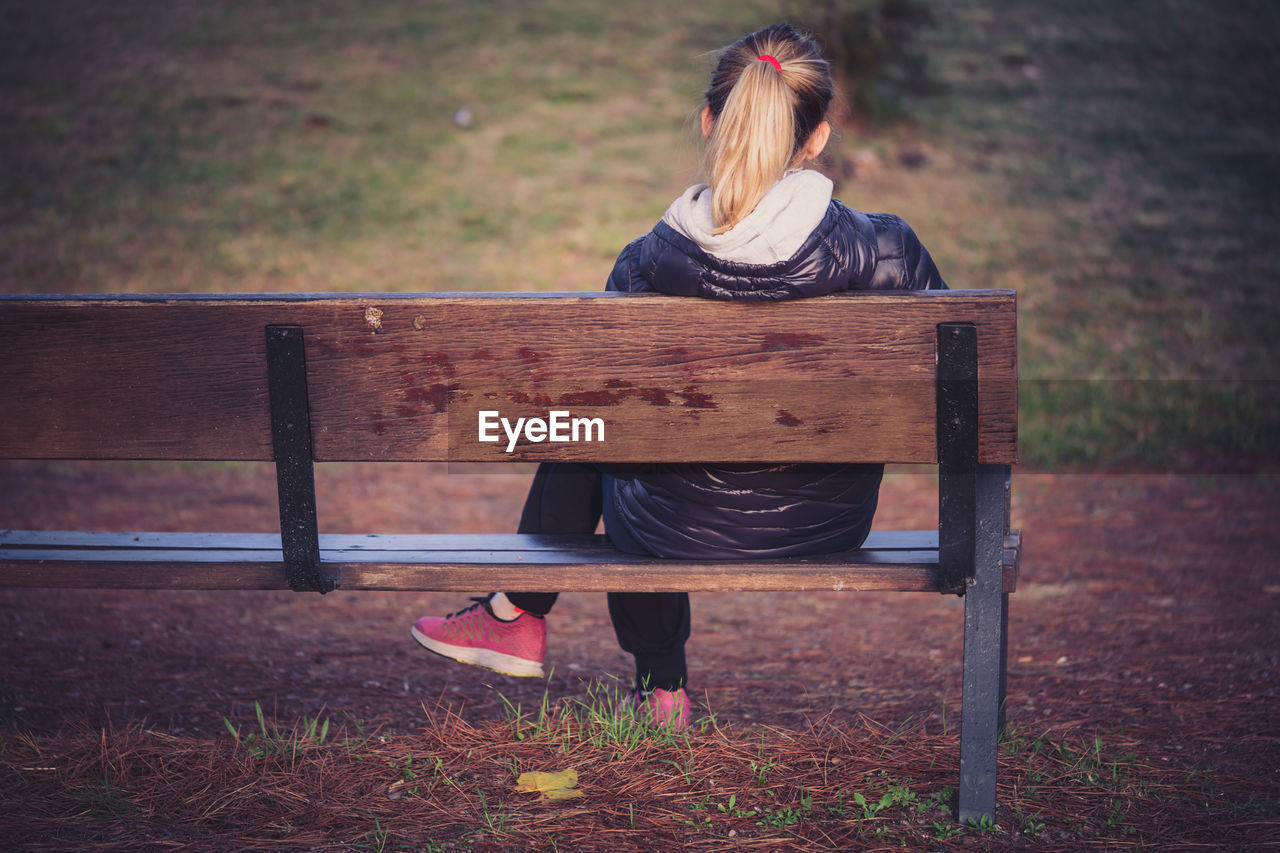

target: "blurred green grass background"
[2,0,1277,471]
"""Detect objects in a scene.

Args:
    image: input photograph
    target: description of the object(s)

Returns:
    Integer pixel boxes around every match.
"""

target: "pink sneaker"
[619,687,692,730]
[411,597,545,678]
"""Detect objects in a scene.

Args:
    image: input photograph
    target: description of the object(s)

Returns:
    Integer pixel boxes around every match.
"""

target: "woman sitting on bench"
[411,22,948,728]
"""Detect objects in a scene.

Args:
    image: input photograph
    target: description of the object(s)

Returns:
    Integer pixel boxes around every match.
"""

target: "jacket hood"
[662,169,834,266]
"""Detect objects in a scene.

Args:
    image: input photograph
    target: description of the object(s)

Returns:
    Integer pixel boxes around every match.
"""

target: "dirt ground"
[1,462,1279,846]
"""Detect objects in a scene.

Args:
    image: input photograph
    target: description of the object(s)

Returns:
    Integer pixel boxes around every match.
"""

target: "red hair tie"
[757,54,782,73]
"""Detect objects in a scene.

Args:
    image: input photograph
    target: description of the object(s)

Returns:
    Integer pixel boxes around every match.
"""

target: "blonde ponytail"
[701,25,835,234]
[706,60,796,234]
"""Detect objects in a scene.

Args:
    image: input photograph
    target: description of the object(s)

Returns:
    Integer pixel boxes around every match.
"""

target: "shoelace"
[444,596,491,620]
[443,597,497,643]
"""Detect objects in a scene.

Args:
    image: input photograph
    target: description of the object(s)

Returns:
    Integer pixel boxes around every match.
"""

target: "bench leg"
[957,465,1009,825]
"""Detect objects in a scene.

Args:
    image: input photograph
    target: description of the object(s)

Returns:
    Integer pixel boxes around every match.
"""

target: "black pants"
[507,463,690,692]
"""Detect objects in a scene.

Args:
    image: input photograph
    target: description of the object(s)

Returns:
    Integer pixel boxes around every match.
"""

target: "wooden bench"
[0,289,1019,822]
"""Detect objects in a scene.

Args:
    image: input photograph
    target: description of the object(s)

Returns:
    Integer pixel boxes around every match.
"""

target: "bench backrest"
[0,291,1016,465]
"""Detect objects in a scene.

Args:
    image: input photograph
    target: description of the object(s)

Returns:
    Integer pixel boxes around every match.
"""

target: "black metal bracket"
[937,322,979,592]
[266,325,335,593]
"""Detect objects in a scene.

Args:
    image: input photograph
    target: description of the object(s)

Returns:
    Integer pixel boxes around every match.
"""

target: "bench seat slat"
[0,529,942,552]
[0,531,1019,594]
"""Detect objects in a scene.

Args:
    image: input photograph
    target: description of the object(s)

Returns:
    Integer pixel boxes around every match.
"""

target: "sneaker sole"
[410,625,545,678]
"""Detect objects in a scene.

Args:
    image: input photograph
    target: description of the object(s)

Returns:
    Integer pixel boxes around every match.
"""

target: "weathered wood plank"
[0,553,944,592]
[0,291,1017,464]
[0,531,1019,593]
[0,529,943,551]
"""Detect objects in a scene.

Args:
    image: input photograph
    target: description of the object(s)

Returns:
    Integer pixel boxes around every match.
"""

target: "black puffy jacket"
[602,199,947,559]
[606,200,947,298]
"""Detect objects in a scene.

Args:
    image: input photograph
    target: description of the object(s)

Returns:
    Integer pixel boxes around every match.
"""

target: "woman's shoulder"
[826,200,948,291]
[605,221,709,295]
[605,235,651,292]
[825,199,914,240]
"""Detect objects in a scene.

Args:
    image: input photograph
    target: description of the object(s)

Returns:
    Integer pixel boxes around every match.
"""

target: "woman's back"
[599,26,946,557]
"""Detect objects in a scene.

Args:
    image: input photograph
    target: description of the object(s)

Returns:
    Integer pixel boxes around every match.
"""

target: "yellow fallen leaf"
[515,768,584,800]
